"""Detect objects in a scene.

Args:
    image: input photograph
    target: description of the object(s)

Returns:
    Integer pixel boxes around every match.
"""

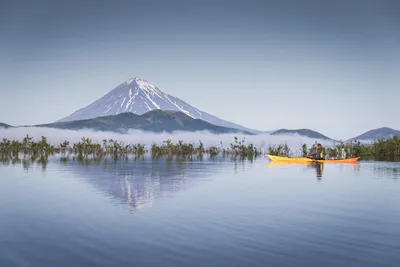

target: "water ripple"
[0,159,399,267]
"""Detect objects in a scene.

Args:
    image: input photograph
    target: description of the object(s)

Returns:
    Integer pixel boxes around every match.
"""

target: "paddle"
[305,154,318,163]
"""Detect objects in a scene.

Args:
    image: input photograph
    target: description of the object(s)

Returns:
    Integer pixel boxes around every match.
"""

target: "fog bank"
[0,127,336,153]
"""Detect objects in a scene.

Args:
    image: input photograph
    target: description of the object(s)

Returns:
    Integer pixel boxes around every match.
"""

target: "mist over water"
[0,127,336,153]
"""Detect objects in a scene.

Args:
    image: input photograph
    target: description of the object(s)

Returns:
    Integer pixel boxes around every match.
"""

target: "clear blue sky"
[0,0,399,140]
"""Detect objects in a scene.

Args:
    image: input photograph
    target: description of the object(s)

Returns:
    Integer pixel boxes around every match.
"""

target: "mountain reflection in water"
[61,157,254,214]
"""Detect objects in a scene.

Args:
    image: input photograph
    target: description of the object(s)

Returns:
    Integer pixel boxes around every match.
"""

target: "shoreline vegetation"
[1,135,400,168]
[267,137,400,162]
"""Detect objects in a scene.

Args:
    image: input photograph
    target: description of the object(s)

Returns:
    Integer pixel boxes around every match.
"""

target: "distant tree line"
[267,136,400,162]
[1,135,400,167]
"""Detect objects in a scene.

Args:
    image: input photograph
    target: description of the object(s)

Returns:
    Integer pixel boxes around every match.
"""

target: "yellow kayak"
[265,154,360,163]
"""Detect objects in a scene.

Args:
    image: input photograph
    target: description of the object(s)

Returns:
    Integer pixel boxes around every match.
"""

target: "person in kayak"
[307,143,324,160]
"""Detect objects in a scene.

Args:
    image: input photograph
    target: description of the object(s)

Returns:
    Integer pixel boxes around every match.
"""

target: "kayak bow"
[265,154,360,163]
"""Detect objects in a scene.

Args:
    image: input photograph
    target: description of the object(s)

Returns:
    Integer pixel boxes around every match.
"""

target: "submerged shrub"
[1,135,400,163]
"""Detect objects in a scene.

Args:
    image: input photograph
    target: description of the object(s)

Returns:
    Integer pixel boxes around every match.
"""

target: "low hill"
[270,128,333,140]
[258,130,274,134]
[35,110,254,135]
[0,122,12,129]
[349,127,400,141]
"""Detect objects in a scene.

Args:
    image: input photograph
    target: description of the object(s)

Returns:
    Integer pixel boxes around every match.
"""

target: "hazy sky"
[1,0,399,140]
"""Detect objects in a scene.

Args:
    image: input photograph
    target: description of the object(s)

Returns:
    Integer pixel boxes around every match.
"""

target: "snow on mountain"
[57,77,259,133]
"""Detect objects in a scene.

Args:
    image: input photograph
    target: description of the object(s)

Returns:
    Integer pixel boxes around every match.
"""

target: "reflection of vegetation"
[266,136,400,162]
[149,137,260,160]
[0,136,262,165]
[2,135,400,165]
[0,135,52,169]
[371,165,400,179]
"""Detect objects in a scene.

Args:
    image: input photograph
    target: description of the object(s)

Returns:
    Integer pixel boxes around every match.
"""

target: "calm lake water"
[1,157,399,267]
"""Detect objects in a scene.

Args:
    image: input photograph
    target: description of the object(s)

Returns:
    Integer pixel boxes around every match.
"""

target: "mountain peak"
[125,77,147,85]
[122,76,163,98]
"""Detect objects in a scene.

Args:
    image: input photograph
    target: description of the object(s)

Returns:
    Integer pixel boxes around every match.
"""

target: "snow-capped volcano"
[57,77,258,133]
